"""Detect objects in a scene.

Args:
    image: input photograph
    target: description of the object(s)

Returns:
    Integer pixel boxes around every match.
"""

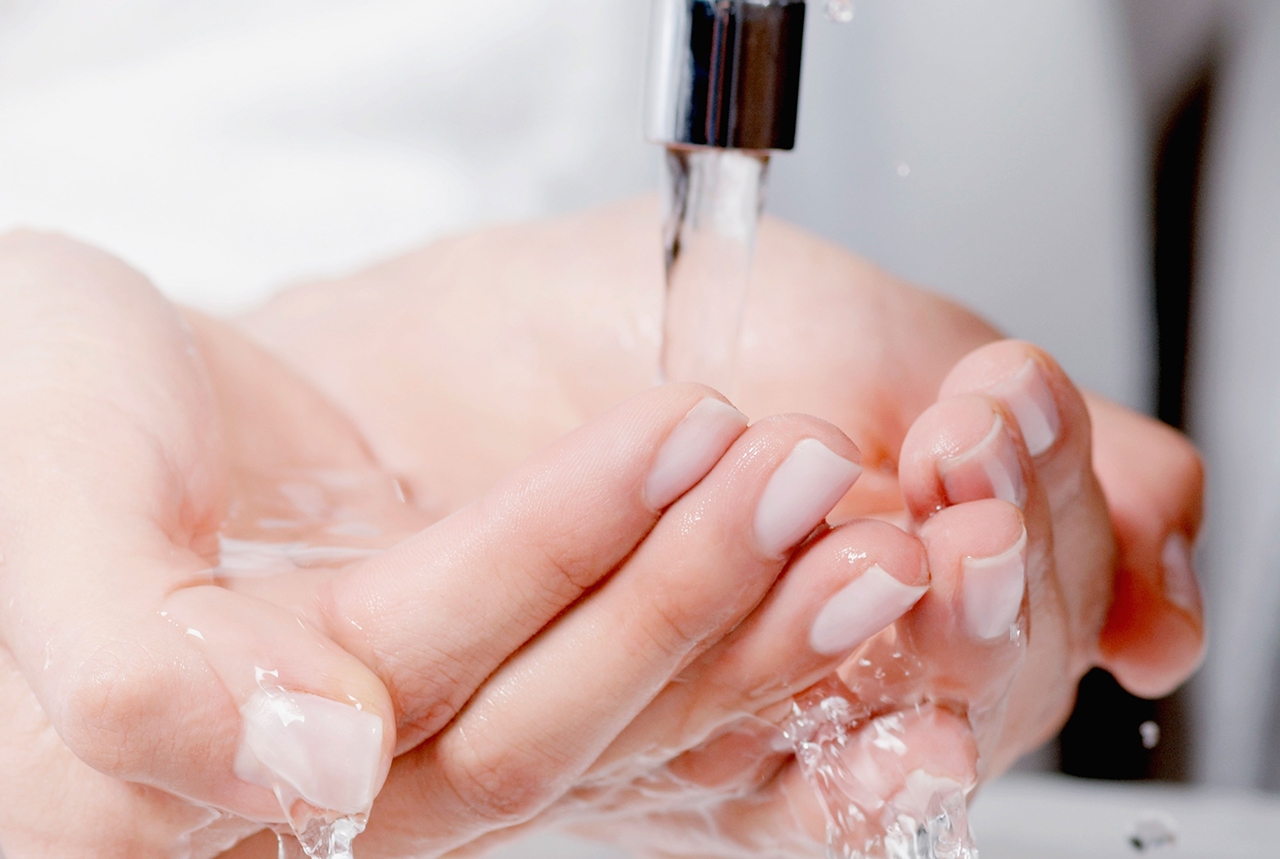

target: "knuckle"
[524,529,601,603]
[442,733,561,826]
[385,643,475,741]
[55,642,164,778]
[488,487,615,603]
[637,589,706,657]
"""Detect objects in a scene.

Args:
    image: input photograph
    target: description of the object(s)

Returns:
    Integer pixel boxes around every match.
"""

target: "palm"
[240,199,996,519]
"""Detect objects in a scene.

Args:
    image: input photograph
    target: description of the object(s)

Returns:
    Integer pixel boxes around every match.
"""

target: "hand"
[0,230,934,859]
[235,197,1206,853]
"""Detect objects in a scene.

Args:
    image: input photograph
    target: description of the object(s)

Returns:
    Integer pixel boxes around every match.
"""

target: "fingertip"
[917,499,1028,641]
[1099,539,1207,700]
[755,435,862,557]
[721,414,862,559]
[644,394,749,510]
[939,340,1089,464]
[900,394,1019,520]
[1090,400,1207,699]
[804,521,928,657]
[162,587,396,822]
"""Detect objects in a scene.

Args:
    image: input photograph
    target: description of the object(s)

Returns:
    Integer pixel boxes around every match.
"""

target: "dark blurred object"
[1056,61,1214,782]
[1060,669,1160,780]
[1155,67,1213,432]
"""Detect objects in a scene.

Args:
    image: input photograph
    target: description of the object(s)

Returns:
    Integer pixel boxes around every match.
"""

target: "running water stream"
[658,147,768,393]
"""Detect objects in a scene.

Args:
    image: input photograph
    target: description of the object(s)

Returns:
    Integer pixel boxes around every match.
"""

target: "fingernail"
[646,398,749,510]
[939,415,1026,508]
[237,690,383,815]
[892,769,968,819]
[1162,533,1203,617]
[809,564,928,655]
[962,529,1027,640]
[755,439,862,557]
[164,587,388,817]
[988,360,1061,457]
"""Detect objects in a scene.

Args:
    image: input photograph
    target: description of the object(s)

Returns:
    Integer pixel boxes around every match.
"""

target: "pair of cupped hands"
[0,199,1204,859]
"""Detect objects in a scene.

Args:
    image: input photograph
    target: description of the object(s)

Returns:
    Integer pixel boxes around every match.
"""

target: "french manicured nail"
[962,528,1027,640]
[755,439,862,557]
[237,689,384,815]
[1162,533,1203,617]
[939,415,1026,508]
[810,564,928,655]
[646,398,749,509]
[989,360,1061,457]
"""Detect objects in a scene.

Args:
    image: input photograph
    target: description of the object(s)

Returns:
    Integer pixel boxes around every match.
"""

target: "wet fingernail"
[810,564,928,655]
[646,398,749,510]
[237,689,383,816]
[988,360,1061,457]
[939,415,1026,508]
[1162,533,1203,617]
[755,439,862,557]
[164,587,389,817]
[961,528,1027,640]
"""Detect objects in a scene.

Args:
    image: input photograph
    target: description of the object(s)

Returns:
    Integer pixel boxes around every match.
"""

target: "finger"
[1088,393,1206,697]
[938,341,1205,697]
[593,518,927,773]
[0,233,394,824]
[908,501,1032,720]
[0,643,256,859]
[897,390,1078,764]
[312,384,750,750]
[936,341,1114,647]
[360,415,863,855]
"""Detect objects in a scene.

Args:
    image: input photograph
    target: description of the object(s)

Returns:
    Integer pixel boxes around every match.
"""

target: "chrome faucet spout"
[645,0,807,153]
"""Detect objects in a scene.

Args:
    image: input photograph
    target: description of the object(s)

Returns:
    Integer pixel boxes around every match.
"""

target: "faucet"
[645,0,807,153]
[643,0,808,392]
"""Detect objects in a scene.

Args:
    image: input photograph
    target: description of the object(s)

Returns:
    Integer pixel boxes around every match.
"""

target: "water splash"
[659,146,768,396]
[778,604,1027,859]
[782,678,979,859]
[275,815,365,859]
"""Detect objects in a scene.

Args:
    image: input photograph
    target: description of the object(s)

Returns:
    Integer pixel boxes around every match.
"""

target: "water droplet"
[1130,814,1177,852]
[897,163,912,178]
[1139,720,1160,749]
[825,0,855,24]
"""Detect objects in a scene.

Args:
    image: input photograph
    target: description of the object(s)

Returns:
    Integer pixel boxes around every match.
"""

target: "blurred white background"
[0,0,1153,407]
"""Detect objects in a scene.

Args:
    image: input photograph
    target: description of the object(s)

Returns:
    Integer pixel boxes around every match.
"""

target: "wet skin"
[0,200,1204,858]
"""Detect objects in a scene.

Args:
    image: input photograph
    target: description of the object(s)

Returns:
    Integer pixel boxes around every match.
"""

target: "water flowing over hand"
[235,198,1204,855]
[0,195,1205,859]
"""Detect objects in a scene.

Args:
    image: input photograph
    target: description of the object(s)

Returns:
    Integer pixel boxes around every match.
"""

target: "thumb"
[0,231,394,828]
